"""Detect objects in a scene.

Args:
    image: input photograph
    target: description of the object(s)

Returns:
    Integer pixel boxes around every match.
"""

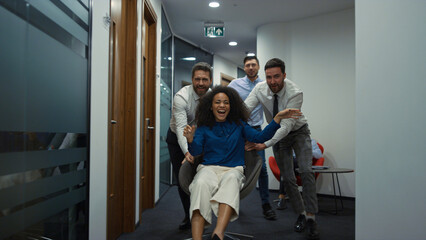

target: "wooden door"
[107,0,137,238]
[107,0,124,238]
[140,0,157,215]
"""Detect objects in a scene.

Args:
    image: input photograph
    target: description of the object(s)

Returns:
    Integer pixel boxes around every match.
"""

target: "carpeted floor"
[118,186,355,240]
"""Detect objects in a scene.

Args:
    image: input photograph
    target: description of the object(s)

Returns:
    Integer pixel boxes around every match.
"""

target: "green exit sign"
[204,26,224,37]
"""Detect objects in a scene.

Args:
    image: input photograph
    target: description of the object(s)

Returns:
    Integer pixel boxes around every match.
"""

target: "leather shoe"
[294,214,306,232]
[211,234,220,240]
[276,198,287,210]
[262,203,277,220]
[178,217,191,230]
[306,219,320,239]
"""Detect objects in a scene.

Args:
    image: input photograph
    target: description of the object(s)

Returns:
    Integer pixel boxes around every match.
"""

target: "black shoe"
[211,234,220,240]
[178,217,191,230]
[306,219,320,239]
[294,214,306,232]
[276,198,287,210]
[262,203,277,220]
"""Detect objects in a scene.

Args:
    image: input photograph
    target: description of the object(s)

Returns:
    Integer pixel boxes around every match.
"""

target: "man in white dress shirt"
[245,58,319,240]
[166,62,212,230]
[228,56,276,220]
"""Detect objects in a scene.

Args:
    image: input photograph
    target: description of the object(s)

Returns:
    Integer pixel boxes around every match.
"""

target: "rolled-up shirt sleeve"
[264,92,304,147]
[172,94,190,154]
[245,86,260,113]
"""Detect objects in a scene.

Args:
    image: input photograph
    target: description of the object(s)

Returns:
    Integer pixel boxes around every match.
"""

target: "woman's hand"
[183,125,197,143]
[273,108,302,123]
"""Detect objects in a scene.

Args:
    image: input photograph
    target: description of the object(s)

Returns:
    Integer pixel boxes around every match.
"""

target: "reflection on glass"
[174,37,213,95]
[159,8,173,197]
[0,1,89,239]
[0,131,87,153]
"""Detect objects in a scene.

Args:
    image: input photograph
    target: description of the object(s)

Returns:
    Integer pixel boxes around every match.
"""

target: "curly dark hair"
[195,86,249,128]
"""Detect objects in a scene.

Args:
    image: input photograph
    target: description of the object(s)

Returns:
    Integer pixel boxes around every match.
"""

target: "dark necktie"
[273,94,278,116]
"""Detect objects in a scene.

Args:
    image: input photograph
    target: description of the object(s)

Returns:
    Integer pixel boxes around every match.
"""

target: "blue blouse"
[188,120,280,167]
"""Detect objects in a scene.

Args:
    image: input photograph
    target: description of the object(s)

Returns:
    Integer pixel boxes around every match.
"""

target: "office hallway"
[118,186,355,240]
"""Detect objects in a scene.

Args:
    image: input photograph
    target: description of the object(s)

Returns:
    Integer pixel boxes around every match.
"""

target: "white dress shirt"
[245,78,308,148]
[170,85,207,154]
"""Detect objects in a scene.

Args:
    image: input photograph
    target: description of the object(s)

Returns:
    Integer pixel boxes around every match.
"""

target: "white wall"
[89,0,110,239]
[213,54,239,86]
[257,9,356,197]
[355,1,426,239]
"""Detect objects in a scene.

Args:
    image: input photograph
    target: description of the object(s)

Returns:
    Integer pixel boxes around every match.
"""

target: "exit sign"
[204,26,224,37]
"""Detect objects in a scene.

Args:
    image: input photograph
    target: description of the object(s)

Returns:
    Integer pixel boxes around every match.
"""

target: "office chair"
[179,150,263,240]
[268,142,325,186]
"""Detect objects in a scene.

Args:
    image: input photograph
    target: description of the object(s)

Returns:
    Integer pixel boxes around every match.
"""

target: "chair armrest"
[178,155,202,195]
[240,151,263,199]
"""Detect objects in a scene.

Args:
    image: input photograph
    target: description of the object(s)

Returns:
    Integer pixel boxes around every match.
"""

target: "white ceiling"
[162,0,354,67]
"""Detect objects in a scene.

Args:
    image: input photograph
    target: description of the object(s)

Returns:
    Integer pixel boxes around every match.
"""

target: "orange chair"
[269,142,324,186]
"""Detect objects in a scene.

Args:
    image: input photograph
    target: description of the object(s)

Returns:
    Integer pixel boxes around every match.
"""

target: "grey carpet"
[118,186,355,240]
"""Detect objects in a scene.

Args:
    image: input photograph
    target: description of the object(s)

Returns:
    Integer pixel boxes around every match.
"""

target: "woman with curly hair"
[183,86,301,240]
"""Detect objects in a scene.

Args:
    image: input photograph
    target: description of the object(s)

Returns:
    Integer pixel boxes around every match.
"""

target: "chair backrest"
[179,151,263,200]
[268,156,281,181]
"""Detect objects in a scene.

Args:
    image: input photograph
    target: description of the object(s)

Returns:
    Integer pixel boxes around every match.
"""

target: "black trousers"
[166,128,190,219]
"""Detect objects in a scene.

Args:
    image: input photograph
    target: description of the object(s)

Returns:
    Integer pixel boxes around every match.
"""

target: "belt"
[290,124,307,134]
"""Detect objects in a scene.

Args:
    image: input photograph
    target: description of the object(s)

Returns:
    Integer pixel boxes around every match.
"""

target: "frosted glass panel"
[27,0,88,44]
[61,0,89,24]
[26,25,87,133]
[0,5,26,131]
[0,0,90,239]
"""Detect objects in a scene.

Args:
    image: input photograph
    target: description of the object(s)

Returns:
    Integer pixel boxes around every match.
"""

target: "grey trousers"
[272,124,318,214]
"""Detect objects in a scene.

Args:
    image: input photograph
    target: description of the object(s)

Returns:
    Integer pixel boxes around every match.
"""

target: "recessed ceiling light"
[209,2,220,8]
[246,53,255,56]
[229,41,238,46]
[182,57,196,61]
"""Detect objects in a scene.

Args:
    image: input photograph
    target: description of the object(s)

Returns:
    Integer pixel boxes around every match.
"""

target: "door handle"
[111,120,117,124]
[145,118,154,141]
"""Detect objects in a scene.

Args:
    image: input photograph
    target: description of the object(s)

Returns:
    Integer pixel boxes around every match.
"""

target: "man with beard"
[166,62,212,230]
[245,58,320,240]
[228,56,277,221]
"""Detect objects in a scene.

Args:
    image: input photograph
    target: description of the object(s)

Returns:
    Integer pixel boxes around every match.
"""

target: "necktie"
[273,94,278,116]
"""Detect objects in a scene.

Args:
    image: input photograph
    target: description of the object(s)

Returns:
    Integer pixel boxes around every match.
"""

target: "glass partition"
[159,8,173,197]
[0,1,90,239]
[159,8,213,192]
[174,37,213,95]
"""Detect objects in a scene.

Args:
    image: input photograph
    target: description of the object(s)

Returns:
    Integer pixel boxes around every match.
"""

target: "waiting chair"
[268,142,325,186]
[179,150,263,240]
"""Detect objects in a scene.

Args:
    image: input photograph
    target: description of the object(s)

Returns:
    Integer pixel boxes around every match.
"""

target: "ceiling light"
[209,2,220,8]
[229,41,238,46]
[182,57,196,61]
[246,53,255,56]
